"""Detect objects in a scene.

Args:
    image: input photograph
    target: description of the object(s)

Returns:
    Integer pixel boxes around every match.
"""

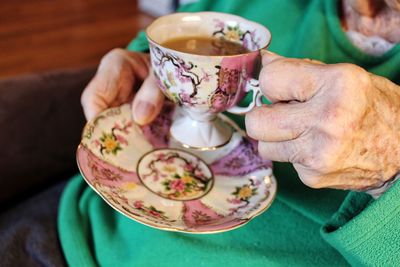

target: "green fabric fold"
[59,0,400,266]
[322,181,400,265]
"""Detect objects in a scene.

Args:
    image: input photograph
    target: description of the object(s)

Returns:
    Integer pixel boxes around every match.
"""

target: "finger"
[124,51,151,80]
[303,58,324,64]
[81,76,114,120]
[132,72,164,125]
[245,102,313,142]
[258,141,301,163]
[81,50,150,121]
[261,50,283,65]
[259,55,326,103]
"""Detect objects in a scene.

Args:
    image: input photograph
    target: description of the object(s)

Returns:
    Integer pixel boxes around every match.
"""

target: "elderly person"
[8,0,399,266]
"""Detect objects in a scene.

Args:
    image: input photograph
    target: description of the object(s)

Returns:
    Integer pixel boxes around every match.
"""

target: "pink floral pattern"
[93,120,132,155]
[182,200,223,229]
[140,101,175,148]
[211,139,272,176]
[212,18,261,50]
[209,52,259,112]
[131,200,170,220]
[137,149,213,201]
[77,103,276,233]
[227,179,260,214]
[151,44,211,106]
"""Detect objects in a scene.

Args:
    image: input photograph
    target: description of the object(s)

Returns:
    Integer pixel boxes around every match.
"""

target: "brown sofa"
[0,67,95,209]
[0,67,98,266]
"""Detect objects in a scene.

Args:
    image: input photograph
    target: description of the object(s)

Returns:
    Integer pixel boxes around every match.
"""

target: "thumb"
[131,71,164,125]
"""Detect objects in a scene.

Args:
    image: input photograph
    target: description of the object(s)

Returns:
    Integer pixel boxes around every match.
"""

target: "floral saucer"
[77,101,277,233]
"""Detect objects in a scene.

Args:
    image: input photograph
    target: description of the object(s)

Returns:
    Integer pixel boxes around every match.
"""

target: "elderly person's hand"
[246,52,400,191]
[81,48,164,124]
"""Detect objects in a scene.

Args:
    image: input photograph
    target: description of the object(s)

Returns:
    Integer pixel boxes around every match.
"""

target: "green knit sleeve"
[126,0,215,52]
[321,180,400,265]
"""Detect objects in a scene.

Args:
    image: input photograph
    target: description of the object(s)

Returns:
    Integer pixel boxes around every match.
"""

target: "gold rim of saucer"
[76,105,277,234]
[77,144,278,234]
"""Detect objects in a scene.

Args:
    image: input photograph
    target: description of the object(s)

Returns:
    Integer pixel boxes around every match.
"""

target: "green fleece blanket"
[58,0,400,266]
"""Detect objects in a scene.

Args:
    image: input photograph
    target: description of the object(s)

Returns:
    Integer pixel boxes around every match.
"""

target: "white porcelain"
[77,103,277,233]
[146,12,271,149]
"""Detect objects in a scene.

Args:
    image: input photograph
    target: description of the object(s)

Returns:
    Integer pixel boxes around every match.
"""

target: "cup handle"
[227,78,263,115]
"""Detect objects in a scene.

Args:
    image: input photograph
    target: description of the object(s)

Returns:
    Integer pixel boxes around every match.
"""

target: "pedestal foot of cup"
[170,115,233,150]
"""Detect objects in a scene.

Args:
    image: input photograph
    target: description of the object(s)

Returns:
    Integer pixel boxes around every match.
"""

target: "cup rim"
[145,11,272,58]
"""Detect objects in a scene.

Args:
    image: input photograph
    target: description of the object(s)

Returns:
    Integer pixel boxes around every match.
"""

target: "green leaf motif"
[163,80,171,89]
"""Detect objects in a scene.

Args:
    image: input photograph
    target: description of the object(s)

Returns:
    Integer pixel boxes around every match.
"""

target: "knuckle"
[299,153,319,168]
[245,108,266,139]
[331,63,368,85]
[100,48,125,65]
[285,143,302,163]
[108,48,125,56]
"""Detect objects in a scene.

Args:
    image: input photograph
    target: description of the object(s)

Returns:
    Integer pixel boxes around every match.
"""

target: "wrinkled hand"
[81,48,164,124]
[246,52,400,191]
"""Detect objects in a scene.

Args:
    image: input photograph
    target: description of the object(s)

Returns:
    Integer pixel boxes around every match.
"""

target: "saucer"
[77,102,277,233]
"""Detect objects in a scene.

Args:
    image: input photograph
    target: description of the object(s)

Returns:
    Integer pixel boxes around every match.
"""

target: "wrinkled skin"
[81,48,164,124]
[246,53,400,190]
[81,1,400,192]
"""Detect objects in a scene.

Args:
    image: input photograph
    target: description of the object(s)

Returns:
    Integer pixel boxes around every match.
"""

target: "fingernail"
[133,101,155,125]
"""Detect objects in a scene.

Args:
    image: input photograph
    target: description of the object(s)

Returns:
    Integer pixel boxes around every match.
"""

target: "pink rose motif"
[133,201,143,209]
[170,179,185,192]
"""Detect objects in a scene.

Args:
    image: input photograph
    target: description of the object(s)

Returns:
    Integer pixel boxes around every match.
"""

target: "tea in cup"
[146,12,271,149]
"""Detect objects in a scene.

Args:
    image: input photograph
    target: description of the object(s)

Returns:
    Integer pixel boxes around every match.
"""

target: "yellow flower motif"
[181,175,194,184]
[163,165,176,173]
[225,30,240,41]
[123,182,136,190]
[238,186,253,199]
[103,137,118,152]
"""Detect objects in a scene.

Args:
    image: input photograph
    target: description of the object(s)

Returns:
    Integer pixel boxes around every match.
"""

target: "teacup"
[146,12,271,149]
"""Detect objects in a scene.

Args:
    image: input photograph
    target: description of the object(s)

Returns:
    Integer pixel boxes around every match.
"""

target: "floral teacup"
[146,12,271,149]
